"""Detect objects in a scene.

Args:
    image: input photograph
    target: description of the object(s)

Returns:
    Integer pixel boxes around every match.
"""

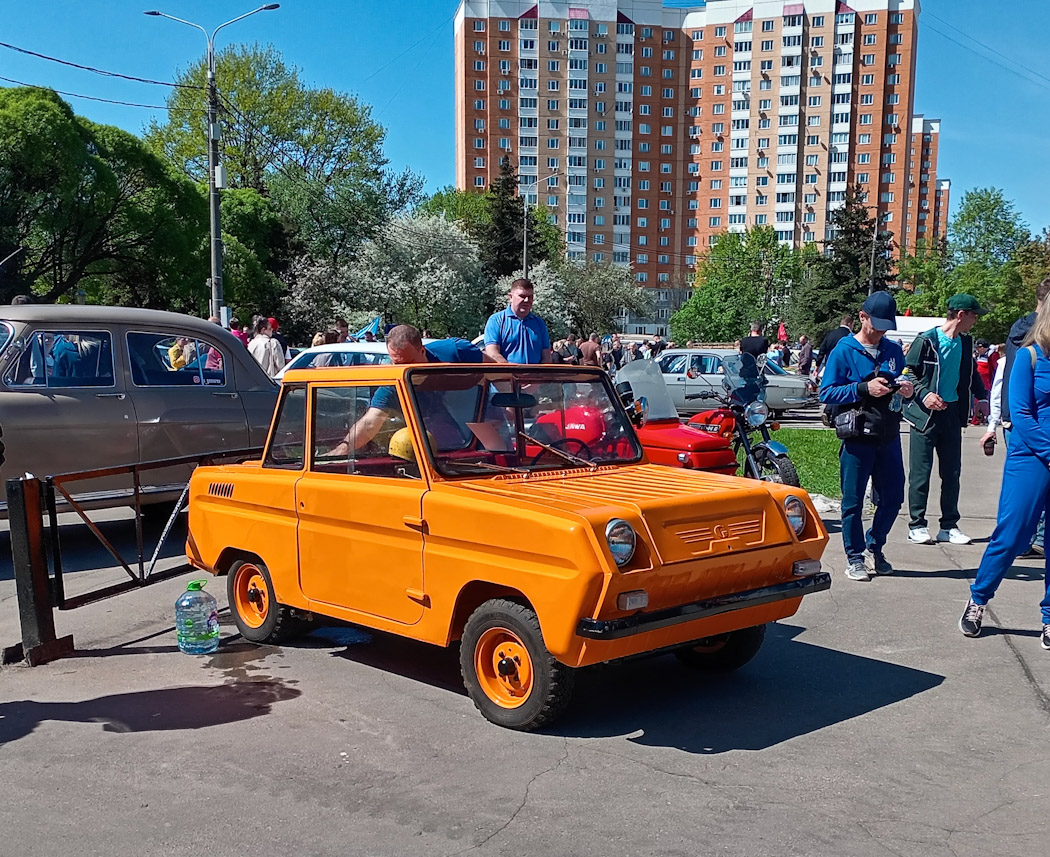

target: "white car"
[657,348,818,417]
[274,342,391,380]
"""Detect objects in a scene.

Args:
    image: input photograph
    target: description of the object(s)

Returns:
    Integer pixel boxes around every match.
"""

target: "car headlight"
[605,519,637,567]
[784,495,807,536]
[744,401,769,427]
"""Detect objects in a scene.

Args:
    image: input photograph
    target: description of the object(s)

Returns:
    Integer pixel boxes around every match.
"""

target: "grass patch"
[767,427,842,498]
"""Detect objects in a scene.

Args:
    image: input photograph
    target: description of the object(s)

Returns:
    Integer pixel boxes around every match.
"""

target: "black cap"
[861,291,898,332]
[976,338,990,347]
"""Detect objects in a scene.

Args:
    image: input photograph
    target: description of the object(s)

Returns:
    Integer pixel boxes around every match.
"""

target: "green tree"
[894,238,955,317]
[417,186,492,230]
[148,43,422,263]
[825,183,895,300]
[0,87,207,307]
[671,227,800,343]
[949,187,1029,268]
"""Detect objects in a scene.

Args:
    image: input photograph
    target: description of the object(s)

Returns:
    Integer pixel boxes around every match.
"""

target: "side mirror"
[630,396,648,428]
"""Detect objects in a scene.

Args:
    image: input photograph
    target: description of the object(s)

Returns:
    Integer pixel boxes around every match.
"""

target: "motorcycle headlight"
[605,519,637,567]
[745,401,769,427]
[784,495,807,536]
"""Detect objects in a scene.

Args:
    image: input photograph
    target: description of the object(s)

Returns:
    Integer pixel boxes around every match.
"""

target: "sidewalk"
[2,426,1048,857]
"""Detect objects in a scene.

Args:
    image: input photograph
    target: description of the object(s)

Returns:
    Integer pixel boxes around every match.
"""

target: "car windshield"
[292,349,390,370]
[408,368,643,477]
[614,359,679,421]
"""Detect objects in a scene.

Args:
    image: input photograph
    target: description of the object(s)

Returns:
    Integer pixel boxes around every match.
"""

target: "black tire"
[460,598,575,731]
[759,455,801,487]
[226,559,302,644]
[674,624,766,672]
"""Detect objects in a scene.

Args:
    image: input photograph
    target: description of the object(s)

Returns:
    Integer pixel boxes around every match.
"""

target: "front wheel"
[227,559,303,645]
[460,598,575,731]
[674,624,766,672]
[758,454,801,487]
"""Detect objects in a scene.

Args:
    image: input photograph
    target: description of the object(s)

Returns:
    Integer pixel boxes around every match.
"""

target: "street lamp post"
[522,172,565,280]
[868,211,889,296]
[144,4,279,321]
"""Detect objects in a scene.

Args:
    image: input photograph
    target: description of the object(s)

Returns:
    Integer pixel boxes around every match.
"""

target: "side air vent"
[208,482,235,499]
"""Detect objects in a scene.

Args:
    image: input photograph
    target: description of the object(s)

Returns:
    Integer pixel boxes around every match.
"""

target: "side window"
[310,385,417,479]
[264,387,307,469]
[660,355,688,375]
[6,330,114,388]
[126,331,226,387]
[701,355,722,374]
[689,355,703,374]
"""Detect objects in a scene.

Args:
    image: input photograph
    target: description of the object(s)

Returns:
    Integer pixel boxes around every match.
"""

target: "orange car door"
[295,383,427,625]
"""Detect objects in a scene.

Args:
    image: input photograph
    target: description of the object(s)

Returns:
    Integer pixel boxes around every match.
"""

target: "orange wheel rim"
[475,627,534,709]
[233,564,269,629]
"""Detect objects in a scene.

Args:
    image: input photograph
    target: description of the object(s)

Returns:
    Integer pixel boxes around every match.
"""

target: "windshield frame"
[404,365,645,479]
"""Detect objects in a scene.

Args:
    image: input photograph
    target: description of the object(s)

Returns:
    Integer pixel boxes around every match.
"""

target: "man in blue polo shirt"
[329,324,485,455]
[484,278,552,364]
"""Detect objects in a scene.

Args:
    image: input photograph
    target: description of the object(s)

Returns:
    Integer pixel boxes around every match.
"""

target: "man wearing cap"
[820,291,914,581]
[901,294,988,546]
[971,338,997,426]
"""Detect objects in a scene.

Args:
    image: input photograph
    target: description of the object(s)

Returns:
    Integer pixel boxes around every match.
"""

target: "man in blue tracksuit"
[820,292,916,581]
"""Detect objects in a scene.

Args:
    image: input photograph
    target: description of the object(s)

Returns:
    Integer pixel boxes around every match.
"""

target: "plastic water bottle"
[175,579,220,655]
[890,368,910,413]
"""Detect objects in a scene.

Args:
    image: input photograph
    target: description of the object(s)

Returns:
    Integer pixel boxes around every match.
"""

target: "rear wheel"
[674,624,766,672]
[227,559,302,644]
[460,598,575,731]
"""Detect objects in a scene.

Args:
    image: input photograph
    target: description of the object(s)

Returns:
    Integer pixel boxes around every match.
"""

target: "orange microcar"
[186,364,830,730]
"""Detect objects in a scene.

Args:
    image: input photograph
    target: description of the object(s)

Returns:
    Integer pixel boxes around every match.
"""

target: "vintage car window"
[409,369,643,478]
[294,350,391,370]
[5,330,114,388]
[126,331,226,387]
[264,386,307,469]
[310,385,418,479]
[700,355,722,374]
[0,322,14,356]
[659,354,688,375]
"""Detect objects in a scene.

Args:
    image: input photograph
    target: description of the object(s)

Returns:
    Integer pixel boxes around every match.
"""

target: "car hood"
[447,464,797,564]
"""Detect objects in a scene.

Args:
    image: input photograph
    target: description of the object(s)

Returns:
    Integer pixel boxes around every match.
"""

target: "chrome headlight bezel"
[784,494,807,536]
[745,401,769,427]
[605,518,637,567]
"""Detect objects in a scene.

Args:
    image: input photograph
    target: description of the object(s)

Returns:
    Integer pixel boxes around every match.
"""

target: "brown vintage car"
[0,305,277,513]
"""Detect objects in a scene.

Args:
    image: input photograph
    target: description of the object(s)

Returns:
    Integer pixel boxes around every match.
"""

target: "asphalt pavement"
[2,425,1048,857]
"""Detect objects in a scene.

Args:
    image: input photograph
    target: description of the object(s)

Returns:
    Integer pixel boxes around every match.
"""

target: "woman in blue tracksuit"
[960,307,1050,645]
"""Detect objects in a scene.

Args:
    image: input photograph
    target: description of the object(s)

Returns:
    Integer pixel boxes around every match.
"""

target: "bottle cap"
[186,579,208,591]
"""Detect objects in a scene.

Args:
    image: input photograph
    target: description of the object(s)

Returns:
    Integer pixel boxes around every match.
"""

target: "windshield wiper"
[519,431,598,470]
[444,460,529,475]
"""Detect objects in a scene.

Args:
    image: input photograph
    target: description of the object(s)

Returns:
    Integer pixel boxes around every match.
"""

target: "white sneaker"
[845,560,870,581]
[908,526,935,545]
[938,528,973,545]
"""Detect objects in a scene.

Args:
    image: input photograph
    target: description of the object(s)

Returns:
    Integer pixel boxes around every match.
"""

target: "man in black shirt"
[816,314,854,372]
[739,322,770,359]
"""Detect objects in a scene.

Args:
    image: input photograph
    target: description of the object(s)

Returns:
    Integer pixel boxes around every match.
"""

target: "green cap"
[186,579,208,591]
[947,293,987,315]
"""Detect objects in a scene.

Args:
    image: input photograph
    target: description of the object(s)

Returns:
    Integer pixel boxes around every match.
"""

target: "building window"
[474,20,485,31]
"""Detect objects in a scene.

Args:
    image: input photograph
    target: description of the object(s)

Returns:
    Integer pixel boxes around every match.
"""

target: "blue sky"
[2,1,1047,234]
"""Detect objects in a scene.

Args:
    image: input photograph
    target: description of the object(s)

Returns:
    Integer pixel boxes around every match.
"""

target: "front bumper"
[576,572,831,640]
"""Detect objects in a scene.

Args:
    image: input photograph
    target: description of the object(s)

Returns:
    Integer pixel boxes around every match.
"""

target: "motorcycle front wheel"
[757,454,801,487]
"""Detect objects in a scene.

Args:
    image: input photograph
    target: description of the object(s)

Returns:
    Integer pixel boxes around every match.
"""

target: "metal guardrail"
[2,447,262,666]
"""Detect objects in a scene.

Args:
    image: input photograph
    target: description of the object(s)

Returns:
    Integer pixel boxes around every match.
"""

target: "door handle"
[96,392,126,400]
[212,392,239,399]
[402,516,428,533]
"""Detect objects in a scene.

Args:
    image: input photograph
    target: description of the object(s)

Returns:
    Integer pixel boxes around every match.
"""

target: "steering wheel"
[528,437,594,466]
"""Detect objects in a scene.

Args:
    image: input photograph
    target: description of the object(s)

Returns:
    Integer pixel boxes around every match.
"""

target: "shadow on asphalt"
[889,564,1045,583]
[0,678,301,747]
[296,622,943,753]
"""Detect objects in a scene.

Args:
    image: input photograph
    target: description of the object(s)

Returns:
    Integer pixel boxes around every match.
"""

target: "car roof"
[293,342,391,355]
[281,362,607,384]
[0,304,234,335]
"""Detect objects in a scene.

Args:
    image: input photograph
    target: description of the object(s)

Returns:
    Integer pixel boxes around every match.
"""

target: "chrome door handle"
[96,392,126,400]
[212,392,239,399]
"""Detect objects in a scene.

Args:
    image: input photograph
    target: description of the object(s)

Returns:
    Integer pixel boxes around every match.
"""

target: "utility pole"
[522,192,530,280]
[144,5,279,321]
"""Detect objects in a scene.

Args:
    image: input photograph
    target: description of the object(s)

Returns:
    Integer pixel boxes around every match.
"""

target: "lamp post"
[144,4,279,320]
[868,211,889,296]
[522,172,567,279]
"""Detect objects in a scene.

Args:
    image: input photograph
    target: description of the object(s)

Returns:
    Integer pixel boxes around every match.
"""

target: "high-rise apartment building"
[455,0,924,332]
[904,115,949,250]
